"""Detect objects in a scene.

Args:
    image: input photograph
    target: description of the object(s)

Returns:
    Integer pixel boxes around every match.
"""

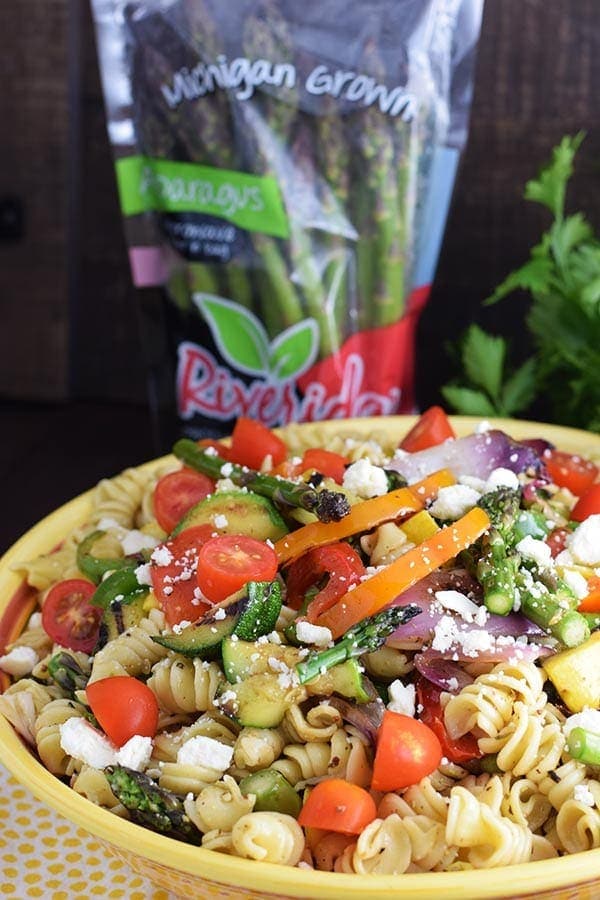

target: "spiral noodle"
[478,700,566,777]
[446,786,532,868]
[556,787,600,853]
[233,727,286,771]
[362,645,414,680]
[89,609,167,683]
[271,728,352,787]
[184,775,255,833]
[443,661,546,741]
[230,812,305,866]
[90,467,156,529]
[0,679,63,744]
[12,527,86,591]
[158,761,225,796]
[147,655,222,714]
[34,698,87,775]
[281,702,341,743]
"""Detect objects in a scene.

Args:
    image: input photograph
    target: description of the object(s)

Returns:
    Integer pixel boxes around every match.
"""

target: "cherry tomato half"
[571,484,600,522]
[543,450,598,497]
[416,678,481,765]
[285,543,365,620]
[297,779,377,835]
[86,675,159,747]
[399,406,455,453]
[41,579,101,653]
[301,448,349,484]
[150,525,216,626]
[545,526,571,558]
[371,710,443,792]
[228,417,287,470]
[153,467,215,534]
[197,534,278,603]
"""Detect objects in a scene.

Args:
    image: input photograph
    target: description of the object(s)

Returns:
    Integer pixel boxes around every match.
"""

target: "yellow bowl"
[2,416,600,900]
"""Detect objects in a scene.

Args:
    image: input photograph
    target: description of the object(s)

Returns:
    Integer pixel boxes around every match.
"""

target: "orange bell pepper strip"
[275,468,455,566]
[577,577,600,613]
[313,506,491,639]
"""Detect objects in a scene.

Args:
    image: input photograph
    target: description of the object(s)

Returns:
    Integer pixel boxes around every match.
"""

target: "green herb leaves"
[441,325,537,418]
[444,133,600,431]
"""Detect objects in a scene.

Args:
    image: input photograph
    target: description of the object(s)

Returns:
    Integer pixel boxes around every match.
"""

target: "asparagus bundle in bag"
[90,0,483,440]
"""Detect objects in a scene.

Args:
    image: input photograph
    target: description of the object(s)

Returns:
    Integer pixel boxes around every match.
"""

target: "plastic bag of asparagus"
[91,0,483,439]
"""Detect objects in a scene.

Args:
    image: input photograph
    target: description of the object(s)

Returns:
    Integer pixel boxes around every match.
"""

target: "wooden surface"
[1,0,600,407]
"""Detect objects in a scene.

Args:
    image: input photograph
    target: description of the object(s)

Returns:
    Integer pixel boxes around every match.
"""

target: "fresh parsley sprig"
[443,133,600,432]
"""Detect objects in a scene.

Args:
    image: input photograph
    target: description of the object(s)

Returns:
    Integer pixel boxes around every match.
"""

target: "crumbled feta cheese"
[151,546,174,566]
[458,630,494,656]
[485,467,520,491]
[216,478,237,493]
[574,784,596,807]
[213,607,227,620]
[387,680,416,716]
[59,718,117,769]
[434,590,480,622]
[120,530,159,556]
[561,569,590,600]
[563,708,600,739]
[428,484,480,520]
[458,475,487,492]
[568,516,600,566]
[343,459,388,499]
[28,612,42,629]
[0,646,39,678]
[220,462,233,477]
[431,616,460,652]
[475,420,492,433]
[516,535,553,568]
[115,735,153,771]
[176,735,233,771]
[213,514,229,529]
[295,621,333,647]
[134,563,153,587]
[172,620,193,634]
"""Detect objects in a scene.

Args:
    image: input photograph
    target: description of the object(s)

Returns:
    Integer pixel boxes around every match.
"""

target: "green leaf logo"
[194,294,270,377]
[193,294,318,382]
[269,320,318,380]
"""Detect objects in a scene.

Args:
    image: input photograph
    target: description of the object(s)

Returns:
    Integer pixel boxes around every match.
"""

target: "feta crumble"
[568,515,600,567]
[485,467,520,491]
[59,718,117,769]
[515,535,553,568]
[295,621,333,647]
[342,459,388,499]
[115,735,153,771]
[387,680,416,717]
[0,646,38,678]
[428,484,480,520]
[563,708,600,739]
[177,735,233,771]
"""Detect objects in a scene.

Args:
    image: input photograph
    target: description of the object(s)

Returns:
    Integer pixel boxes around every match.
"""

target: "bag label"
[115,156,290,239]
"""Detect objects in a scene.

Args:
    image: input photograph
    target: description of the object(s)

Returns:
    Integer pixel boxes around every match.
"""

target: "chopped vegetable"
[284,542,365,619]
[153,468,214,533]
[399,406,455,452]
[150,525,215,627]
[275,469,455,566]
[105,766,200,844]
[86,675,159,747]
[416,679,481,765]
[296,605,422,684]
[228,417,287,470]
[542,632,600,712]
[91,567,148,612]
[297,779,377,835]
[567,727,600,765]
[42,579,102,654]
[314,507,491,638]
[516,565,588,648]
[571,484,600,521]
[371,711,443,791]
[239,769,301,817]
[301,448,349,484]
[543,450,598,497]
[173,438,350,524]
[76,530,135,584]
[196,534,278,604]
[47,651,90,695]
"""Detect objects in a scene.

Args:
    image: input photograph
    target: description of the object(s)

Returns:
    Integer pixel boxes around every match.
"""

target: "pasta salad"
[2,409,600,874]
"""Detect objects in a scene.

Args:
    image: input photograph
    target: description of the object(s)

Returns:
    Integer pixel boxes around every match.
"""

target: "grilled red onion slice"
[326,695,384,747]
[412,655,474,692]
[388,430,543,483]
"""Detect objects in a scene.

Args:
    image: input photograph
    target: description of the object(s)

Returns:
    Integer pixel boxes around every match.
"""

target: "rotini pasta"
[3,415,600,883]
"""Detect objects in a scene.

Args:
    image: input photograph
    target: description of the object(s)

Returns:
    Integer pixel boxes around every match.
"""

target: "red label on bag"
[177,286,430,428]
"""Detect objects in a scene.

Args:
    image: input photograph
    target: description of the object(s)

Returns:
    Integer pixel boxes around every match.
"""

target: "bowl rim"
[2,415,600,899]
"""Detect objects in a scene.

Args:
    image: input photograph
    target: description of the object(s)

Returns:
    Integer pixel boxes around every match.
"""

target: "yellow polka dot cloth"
[0,764,177,900]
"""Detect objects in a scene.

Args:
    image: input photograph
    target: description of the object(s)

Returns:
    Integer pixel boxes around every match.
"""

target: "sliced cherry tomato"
[543,449,598,497]
[301,448,349,484]
[285,543,366,619]
[41,579,101,653]
[545,526,571,558]
[197,534,278,604]
[399,406,455,453]
[153,467,215,533]
[571,484,600,522]
[228,417,287,470]
[297,779,377,835]
[416,678,482,765]
[150,525,216,626]
[86,675,159,747]
[371,710,443,791]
